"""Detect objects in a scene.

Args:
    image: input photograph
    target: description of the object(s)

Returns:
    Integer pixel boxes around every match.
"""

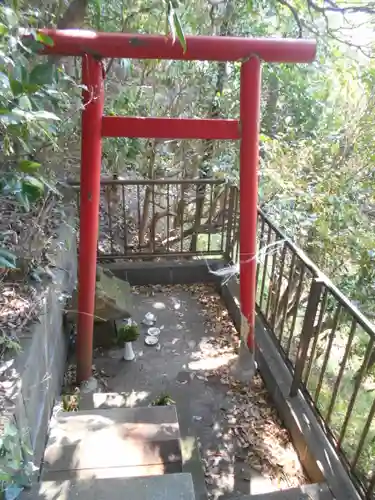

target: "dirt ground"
[0,194,69,356]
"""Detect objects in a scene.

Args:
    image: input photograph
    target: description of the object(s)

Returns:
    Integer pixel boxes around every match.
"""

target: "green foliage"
[117,323,139,343]
[166,0,186,52]
[88,0,186,50]
[62,392,80,412]
[0,332,21,360]
[151,393,175,406]
[0,4,81,212]
[0,4,82,493]
[0,421,36,500]
[0,248,17,269]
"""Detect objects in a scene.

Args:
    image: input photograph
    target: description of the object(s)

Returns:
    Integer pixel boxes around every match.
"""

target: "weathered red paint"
[39,30,316,63]
[37,29,316,381]
[240,57,262,352]
[102,116,240,140]
[76,55,104,383]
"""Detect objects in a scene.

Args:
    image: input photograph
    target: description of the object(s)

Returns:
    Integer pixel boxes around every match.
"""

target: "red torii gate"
[41,30,316,384]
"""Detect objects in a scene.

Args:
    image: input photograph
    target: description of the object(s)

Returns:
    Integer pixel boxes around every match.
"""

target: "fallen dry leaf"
[189,284,307,491]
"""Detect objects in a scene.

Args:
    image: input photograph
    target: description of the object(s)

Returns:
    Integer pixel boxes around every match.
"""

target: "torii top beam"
[39,30,316,63]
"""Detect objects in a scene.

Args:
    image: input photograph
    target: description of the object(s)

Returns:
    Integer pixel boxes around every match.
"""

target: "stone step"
[24,472,196,500]
[237,483,334,499]
[78,392,208,500]
[42,405,182,480]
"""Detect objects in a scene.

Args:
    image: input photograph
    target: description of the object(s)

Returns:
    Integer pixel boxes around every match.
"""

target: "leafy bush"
[0,421,36,500]
[117,323,139,343]
[0,3,84,494]
[0,10,59,204]
[0,5,84,210]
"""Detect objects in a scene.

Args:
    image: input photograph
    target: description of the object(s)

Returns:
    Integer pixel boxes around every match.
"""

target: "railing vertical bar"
[256,216,265,299]
[257,227,272,310]
[151,181,156,253]
[326,318,357,425]
[271,243,287,331]
[290,279,323,397]
[258,224,272,311]
[303,287,328,385]
[208,182,214,252]
[137,184,141,251]
[285,265,306,359]
[339,339,375,446]
[314,303,342,403]
[96,190,99,255]
[234,189,240,263]
[221,185,229,255]
[180,182,184,253]
[231,189,239,263]
[76,190,84,251]
[265,233,279,321]
[121,184,128,255]
[76,190,80,217]
[166,183,170,254]
[278,252,296,343]
[225,186,235,259]
[106,187,115,254]
[351,397,375,471]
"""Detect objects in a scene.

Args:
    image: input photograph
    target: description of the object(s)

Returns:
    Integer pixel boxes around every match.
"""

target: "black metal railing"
[71,177,237,260]
[71,177,375,497]
[251,208,375,499]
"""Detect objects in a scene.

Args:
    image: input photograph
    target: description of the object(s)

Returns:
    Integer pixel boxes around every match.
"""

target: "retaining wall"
[0,214,77,471]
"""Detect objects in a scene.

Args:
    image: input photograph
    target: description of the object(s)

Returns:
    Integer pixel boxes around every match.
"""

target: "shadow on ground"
[68,285,307,500]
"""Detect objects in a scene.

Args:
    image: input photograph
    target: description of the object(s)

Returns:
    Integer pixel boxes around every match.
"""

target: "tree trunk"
[190,0,234,252]
[139,141,156,246]
[57,0,88,28]
[263,72,279,138]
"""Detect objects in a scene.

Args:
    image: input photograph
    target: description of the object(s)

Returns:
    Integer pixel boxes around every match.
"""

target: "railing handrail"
[69,175,375,340]
[258,208,375,341]
[67,177,228,187]
[256,206,375,498]
[71,176,233,260]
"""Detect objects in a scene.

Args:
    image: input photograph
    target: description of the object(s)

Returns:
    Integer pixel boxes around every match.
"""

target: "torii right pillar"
[236,55,261,380]
[231,54,262,382]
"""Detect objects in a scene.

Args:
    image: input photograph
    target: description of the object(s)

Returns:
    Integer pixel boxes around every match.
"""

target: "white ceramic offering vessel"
[123,341,135,361]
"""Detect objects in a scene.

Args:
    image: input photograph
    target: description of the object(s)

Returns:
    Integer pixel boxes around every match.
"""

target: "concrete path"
[88,286,281,500]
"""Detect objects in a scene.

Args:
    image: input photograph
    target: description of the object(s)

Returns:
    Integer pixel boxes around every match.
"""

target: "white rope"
[205,239,286,286]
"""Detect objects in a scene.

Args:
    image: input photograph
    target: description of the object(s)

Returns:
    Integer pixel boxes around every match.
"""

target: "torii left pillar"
[76,55,104,384]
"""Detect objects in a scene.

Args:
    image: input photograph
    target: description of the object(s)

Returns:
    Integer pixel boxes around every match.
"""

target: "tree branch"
[105,3,160,78]
[278,0,303,37]
[306,0,375,15]
[274,0,375,57]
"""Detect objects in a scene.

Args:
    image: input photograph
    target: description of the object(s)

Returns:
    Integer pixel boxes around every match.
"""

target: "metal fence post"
[290,278,324,397]
[225,186,236,260]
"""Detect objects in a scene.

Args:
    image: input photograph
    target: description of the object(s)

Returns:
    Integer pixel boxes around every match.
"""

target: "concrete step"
[232,482,334,499]
[78,392,208,500]
[24,472,196,500]
[42,405,182,480]
[180,435,207,500]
